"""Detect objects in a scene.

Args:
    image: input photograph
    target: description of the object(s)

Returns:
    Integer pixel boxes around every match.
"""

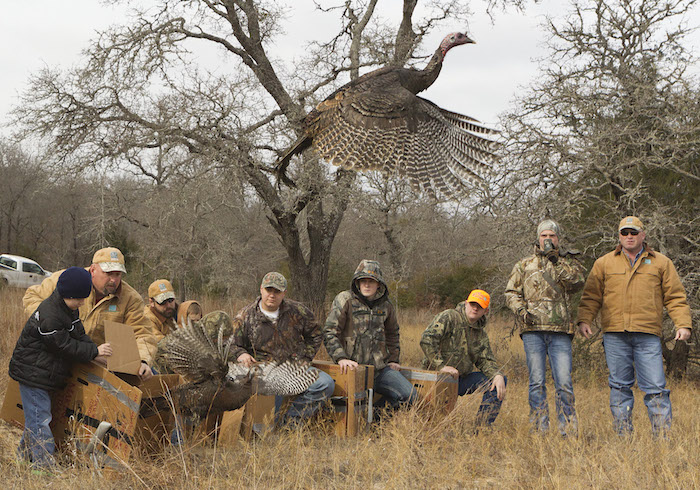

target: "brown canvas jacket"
[577,245,692,336]
[23,269,158,364]
[143,304,177,359]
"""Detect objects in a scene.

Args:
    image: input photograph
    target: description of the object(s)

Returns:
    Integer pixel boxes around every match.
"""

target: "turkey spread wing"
[251,361,319,397]
[308,85,499,198]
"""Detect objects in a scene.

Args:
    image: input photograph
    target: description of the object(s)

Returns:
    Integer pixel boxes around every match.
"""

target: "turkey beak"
[463,33,475,44]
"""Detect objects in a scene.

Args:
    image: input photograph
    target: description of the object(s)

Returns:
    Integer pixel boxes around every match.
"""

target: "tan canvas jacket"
[577,246,692,336]
[23,269,158,364]
[143,304,177,357]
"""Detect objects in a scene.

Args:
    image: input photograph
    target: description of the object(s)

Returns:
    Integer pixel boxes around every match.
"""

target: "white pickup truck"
[0,254,52,288]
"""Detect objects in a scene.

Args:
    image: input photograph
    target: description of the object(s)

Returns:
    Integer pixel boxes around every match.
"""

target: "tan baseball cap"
[618,216,644,232]
[92,247,127,273]
[148,279,176,304]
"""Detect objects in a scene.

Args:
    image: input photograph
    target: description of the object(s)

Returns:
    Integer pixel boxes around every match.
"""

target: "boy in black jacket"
[9,267,112,470]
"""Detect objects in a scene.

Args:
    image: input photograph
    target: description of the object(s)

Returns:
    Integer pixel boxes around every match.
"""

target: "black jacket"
[10,289,98,391]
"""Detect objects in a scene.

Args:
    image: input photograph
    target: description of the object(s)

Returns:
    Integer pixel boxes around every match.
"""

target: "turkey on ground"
[277,32,499,199]
[159,320,318,420]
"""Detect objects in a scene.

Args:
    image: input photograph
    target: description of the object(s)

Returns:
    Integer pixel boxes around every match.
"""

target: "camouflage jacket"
[420,302,501,378]
[323,290,400,370]
[230,298,321,363]
[504,250,586,335]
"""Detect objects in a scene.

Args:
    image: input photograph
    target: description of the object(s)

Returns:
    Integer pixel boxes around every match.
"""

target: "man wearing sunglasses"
[145,279,178,346]
[578,216,692,436]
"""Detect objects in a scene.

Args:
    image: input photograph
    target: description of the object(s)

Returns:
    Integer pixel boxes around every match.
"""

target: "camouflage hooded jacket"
[323,260,400,370]
[420,302,500,378]
[230,298,322,363]
[504,248,586,335]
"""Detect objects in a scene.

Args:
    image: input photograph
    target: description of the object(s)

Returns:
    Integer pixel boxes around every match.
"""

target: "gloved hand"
[518,308,536,325]
[545,248,559,264]
[542,238,559,264]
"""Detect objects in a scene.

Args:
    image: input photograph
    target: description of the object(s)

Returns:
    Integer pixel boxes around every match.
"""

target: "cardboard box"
[212,408,245,447]
[104,320,143,375]
[312,360,374,437]
[1,363,142,470]
[240,394,277,440]
[134,374,184,452]
[397,366,458,414]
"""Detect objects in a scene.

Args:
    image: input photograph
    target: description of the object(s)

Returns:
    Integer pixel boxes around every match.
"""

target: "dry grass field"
[0,287,698,489]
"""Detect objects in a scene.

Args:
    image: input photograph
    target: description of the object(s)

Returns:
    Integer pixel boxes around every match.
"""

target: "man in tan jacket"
[23,247,157,380]
[144,280,178,342]
[578,216,692,436]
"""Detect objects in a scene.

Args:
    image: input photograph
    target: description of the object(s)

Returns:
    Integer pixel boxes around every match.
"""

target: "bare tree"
[13,0,487,313]
[495,0,700,374]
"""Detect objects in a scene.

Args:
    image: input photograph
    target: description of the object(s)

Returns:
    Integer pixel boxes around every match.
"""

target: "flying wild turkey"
[277,32,499,199]
[159,320,318,420]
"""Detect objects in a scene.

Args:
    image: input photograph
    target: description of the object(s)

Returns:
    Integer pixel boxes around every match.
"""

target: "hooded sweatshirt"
[323,260,400,369]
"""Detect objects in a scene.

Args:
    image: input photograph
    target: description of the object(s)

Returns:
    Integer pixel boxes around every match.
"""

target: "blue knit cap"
[57,267,93,299]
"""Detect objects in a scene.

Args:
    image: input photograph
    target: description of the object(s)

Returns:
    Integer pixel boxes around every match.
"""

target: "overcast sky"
[1,1,698,138]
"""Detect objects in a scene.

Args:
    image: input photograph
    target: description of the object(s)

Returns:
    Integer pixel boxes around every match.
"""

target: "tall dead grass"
[1,289,698,488]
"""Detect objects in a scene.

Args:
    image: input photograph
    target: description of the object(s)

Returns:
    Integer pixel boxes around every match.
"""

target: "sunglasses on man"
[620,229,639,236]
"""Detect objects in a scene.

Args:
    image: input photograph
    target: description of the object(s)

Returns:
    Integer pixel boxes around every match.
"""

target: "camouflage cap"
[353,259,383,282]
[618,216,644,232]
[466,289,490,309]
[148,279,176,304]
[261,272,287,291]
[92,247,127,274]
[537,219,561,237]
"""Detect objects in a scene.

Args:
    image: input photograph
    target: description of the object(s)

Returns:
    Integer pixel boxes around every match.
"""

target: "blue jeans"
[282,368,335,421]
[522,332,577,434]
[373,366,419,410]
[603,332,671,435]
[18,384,56,469]
[458,372,507,426]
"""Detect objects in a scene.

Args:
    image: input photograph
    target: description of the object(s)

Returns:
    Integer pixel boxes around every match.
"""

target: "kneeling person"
[420,289,506,427]
[324,260,418,411]
[231,272,334,426]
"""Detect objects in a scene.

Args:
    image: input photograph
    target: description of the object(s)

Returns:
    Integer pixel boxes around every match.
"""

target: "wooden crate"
[398,366,458,414]
[312,360,374,437]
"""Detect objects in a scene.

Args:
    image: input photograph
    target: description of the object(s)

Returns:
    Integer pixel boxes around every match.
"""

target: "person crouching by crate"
[231,272,335,427]
[420,289,507,428]
[9,267,113,472]
[324,260,419,413]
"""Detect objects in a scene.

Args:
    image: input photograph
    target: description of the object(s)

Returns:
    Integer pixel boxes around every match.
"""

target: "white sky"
[1,1,698,138]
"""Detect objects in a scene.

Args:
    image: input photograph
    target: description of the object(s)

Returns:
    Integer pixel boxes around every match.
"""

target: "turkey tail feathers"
[160,321,228,382]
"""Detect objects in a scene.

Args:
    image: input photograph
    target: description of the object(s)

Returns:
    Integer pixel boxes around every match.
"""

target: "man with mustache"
[23,247,157,380]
